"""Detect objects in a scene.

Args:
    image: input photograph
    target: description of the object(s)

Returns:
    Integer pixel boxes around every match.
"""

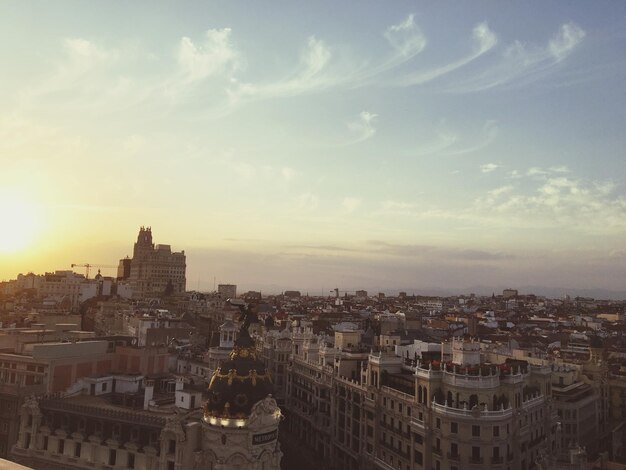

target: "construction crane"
[71,263,117,279]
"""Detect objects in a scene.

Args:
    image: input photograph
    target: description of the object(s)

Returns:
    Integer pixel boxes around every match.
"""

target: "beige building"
[120,227,186,299]
[279,329,560,470]
[11,321,282,470]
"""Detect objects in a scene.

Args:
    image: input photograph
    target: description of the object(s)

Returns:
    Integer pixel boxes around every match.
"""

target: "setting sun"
[0,193,40,253]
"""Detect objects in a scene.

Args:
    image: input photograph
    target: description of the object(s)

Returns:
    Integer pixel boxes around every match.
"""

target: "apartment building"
[277,328,560,470]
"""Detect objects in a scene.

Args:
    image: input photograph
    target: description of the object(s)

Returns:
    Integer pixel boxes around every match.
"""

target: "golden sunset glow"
[0,2,625,295]
[0,191,40,254]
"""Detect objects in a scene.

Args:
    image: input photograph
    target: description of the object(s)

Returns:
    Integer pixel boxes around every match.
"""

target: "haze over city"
[1,2,625,297]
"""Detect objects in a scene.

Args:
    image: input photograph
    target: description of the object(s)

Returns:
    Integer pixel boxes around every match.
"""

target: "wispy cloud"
[296,192,320,211]
[480,163,501,173]
[443,120,498,155]
[443,22,586,92]
[281,167,296,181]
[413,120,498,157]
[228,36,336,102]
[177,28,240,83]
[392,22,497,87]
[341,197,362,213]
[346,111,378,144]
[527,165,570,177]
[229,14,427,102]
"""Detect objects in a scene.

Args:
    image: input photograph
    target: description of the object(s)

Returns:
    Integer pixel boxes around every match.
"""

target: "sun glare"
[0,195,40,253]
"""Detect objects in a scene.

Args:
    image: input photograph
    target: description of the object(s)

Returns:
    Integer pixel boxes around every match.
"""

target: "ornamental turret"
[199,302,283,469]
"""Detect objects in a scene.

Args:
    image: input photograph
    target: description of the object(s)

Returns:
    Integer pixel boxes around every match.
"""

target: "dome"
[205,307,273,420]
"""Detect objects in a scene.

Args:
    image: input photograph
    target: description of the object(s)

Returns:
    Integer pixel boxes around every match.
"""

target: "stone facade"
[122,227,186,299]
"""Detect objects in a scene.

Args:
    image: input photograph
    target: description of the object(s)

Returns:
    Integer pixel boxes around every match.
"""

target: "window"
[168,439,176,454]
[493,425,499,437]
[102,382,108,392]
[472,425,480,437]
[436,418,441,429]
[472,446,481,461]
[451,443,458,456]
[451,422,458,434]
[414,434,423,444]
[74,442,81,458]
[414,451,423,465]
[108,449,116,466]
[58,439,64,454]
[43,436,48,451]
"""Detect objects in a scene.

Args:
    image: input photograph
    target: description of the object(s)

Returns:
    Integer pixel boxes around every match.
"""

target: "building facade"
[120,227,186,299]
[277,329,560,470]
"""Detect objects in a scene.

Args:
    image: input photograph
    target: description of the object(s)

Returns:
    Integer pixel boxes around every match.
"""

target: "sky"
[1,1,625,297]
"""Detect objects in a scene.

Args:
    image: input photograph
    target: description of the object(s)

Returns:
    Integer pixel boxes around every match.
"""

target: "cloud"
[341,197,361,213]
[63,38,116,63]
[527,165,569,177]
[367,240,513,260]
[549,23,587,61]
[384,14,424,57]
[474,175,626,233]
[296,192,320,211]
[443,120,498,155]
[347,111,378,143]
[393,22,497,87]
[178,28,240,83]
[443,22,586,92]
[229,14,428,102]
[229,36,335,101]
[414,120,497,157]
[481,163,501,173]
[281,167,296,181]
[376,200,418,216]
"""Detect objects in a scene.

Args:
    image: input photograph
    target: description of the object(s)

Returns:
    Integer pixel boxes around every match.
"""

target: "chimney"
[144,379,154,410]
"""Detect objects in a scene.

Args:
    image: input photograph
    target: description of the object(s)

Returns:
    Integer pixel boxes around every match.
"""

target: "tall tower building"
[119,226,186,299]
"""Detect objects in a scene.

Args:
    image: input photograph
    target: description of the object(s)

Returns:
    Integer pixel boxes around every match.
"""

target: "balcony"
[492,456,504,464]
[410,419,425,431]
[521,394,544,410]
[432,447,442,456]
[447,452,460,461]
[470,457,483,465]
[431,402,513,420]
[442,370,500,389]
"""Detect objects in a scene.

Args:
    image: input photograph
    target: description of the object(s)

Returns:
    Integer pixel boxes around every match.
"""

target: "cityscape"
[1,2,626,470]
[0,227,624,470]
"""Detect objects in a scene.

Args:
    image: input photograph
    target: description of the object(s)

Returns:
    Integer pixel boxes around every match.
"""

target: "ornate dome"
[204,306,273,420]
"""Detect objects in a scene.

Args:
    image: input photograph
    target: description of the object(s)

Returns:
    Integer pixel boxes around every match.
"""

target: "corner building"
[284,330,559,470]
[11,321,282,469]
